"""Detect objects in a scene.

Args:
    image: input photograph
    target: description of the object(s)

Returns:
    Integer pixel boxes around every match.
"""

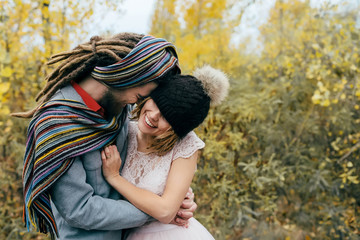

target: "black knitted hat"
[151,75,210,138]
[150,65,229,138]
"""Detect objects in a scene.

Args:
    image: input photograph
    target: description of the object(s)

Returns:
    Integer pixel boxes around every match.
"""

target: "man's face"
[99,82,158,118]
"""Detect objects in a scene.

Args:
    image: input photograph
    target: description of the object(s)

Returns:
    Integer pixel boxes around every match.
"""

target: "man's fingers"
[174,217,189,227]
[177,210,194,220]
[185,191,194,200]
[185,187,194,199]
[189,201,197,212]
[179,201,197,214]
[181,198,197,210]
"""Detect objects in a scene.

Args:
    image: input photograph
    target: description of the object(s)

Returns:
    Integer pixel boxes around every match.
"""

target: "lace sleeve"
[172,131,205,161]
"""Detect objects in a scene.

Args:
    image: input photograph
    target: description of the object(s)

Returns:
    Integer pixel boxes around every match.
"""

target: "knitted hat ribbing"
[150,66,229,138]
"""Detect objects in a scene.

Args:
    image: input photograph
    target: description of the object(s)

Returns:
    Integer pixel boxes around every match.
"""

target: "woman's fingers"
[110,145,117,156]
[101,150,106,161]
[105,146,111,158]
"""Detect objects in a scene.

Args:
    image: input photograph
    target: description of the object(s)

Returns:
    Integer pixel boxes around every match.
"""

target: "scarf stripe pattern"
[23,99,126,238]
[91,35,181,88]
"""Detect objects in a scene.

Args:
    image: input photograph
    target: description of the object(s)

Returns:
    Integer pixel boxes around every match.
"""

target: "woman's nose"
[149,110,160,121]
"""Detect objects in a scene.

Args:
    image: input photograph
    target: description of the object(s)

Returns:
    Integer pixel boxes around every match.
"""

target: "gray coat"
[49,85,150,240]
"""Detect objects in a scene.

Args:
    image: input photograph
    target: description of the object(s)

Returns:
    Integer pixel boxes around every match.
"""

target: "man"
[14,33,196,240]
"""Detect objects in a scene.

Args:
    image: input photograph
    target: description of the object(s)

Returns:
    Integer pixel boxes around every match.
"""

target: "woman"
[102,65,229,239]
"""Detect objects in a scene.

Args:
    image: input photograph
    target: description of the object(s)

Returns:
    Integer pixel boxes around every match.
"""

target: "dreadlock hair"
[12,32,144,118]
[131,97,179,156]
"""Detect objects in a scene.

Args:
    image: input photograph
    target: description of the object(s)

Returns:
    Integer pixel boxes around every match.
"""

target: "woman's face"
[138,98,171,137]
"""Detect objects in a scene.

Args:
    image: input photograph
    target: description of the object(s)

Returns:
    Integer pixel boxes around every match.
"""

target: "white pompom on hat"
[193,65,229,106]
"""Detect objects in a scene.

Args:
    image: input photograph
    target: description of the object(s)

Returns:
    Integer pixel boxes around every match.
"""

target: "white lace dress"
[121,121,214,240]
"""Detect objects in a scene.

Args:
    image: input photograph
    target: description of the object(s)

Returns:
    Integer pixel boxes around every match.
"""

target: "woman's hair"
[12,33,144,118]
[131,97,179,156]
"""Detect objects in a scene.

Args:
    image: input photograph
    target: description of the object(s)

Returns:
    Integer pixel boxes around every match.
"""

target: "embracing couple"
[14,33,229,240]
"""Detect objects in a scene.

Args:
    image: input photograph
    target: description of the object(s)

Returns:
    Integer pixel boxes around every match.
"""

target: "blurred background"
[1,0,360,239]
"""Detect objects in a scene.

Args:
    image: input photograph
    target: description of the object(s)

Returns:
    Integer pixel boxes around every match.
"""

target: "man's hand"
[171,187,197,227]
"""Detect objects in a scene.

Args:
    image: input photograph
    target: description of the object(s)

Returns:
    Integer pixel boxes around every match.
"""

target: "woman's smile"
[138,99,171,137]
[144,115,156,128]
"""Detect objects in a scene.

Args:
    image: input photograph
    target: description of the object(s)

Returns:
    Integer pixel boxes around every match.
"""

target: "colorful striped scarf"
[23,99,126,238]
[91,35,180,88]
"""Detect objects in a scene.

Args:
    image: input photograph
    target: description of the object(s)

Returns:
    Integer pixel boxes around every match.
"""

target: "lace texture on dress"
[121,121,205,195]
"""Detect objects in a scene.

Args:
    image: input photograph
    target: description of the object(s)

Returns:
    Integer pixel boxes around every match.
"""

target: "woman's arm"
[101,145,198,224]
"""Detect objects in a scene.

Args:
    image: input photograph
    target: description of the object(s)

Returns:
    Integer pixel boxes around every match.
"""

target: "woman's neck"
[136,131,154,153]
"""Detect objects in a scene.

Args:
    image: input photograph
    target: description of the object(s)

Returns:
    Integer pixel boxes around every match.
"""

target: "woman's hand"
[101,145,122,182]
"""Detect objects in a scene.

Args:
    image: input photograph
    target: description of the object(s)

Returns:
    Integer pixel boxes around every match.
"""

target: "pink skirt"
[127,217,214,240]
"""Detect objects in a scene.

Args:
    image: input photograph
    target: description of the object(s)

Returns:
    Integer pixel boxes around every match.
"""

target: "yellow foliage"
[0,67,12,77]
[0,104,10,115]
[150,0,234,73]
[0,82,10,95]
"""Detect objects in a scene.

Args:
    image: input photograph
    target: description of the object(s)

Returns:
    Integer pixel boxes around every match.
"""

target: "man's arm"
[50,155,151,231]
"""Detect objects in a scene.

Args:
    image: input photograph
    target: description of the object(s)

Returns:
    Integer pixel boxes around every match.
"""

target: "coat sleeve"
[49,154,152,230]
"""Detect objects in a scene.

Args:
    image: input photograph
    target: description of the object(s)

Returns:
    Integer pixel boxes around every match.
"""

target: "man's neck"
[78,75,108,102]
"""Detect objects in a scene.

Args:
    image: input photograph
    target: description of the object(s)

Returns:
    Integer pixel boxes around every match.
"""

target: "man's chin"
[99,90,125,118]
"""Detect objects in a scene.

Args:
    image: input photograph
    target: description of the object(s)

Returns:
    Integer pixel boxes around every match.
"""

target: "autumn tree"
[150,0,250,73]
